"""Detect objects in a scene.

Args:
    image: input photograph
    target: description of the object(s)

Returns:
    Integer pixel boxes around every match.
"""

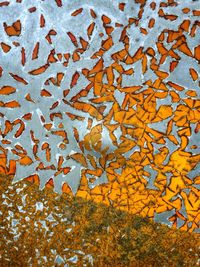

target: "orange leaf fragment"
[40,14,45,28]
[146,47,155,57]
[87,22,95,39]
[40,89,52,97]
[148,18,155,29]
[25,93,35,103]
[89,58,104,75]
[72,51,80,62]
[156,42,168,55]
[0,1,9,7]
[106,66,114,86]
[182,8,190,14]
[51,130,68,142]
[189,68,198,81]
[67,31,78,47]
[4,100,21,108]
[62,182,72,194]
[192,10,200,16]
[190,22,198,38]
[179,19,190,32]
[170,91,180,103]
[7,160,16,175]
[21,47,26,66]
[102,36,113,51]
[102,15,111,24]
[19,155,33,166]
[150,2,156,10]
[70,82,93,102]
[29,63,49,75]
[72,101,103,120]
[71,8,83,16]
[129,46,144,64]
[22,113,32,120]
[46,178,54,189]
[0,86,16,95]
[164,14,178,21]
[47,49,58,63]
[0,66,3,77]
[186,90,197,97]
[167,119,173,135]
[50,101,59,110]
[155,70,169,79]
[194,122,200,134]
[142,54,148,74]
[28,6,36,13]
[94,71,103,96]
[69,153,87,167]
[80,37,88,50]
[25,174,40,185]
[178,43,193,57]
[167,81,184,91]
[119,2,126,11]
[9,73,28,85]
[1,42,11,53]
[194,45,200,61]
[55,0,62,7]
[3,20,21,36]
[90,9,97,18]
[156,105,173,120]
[140,27,148,35]
[3,120,13,135]
[13,119,25,137]
[169,61,178,72]
[70,71,80,88]
[32,42,39,60]
[178,136,189,150]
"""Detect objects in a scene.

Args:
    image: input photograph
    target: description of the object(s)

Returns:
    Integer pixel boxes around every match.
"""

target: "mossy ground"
[0,174,199,266]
